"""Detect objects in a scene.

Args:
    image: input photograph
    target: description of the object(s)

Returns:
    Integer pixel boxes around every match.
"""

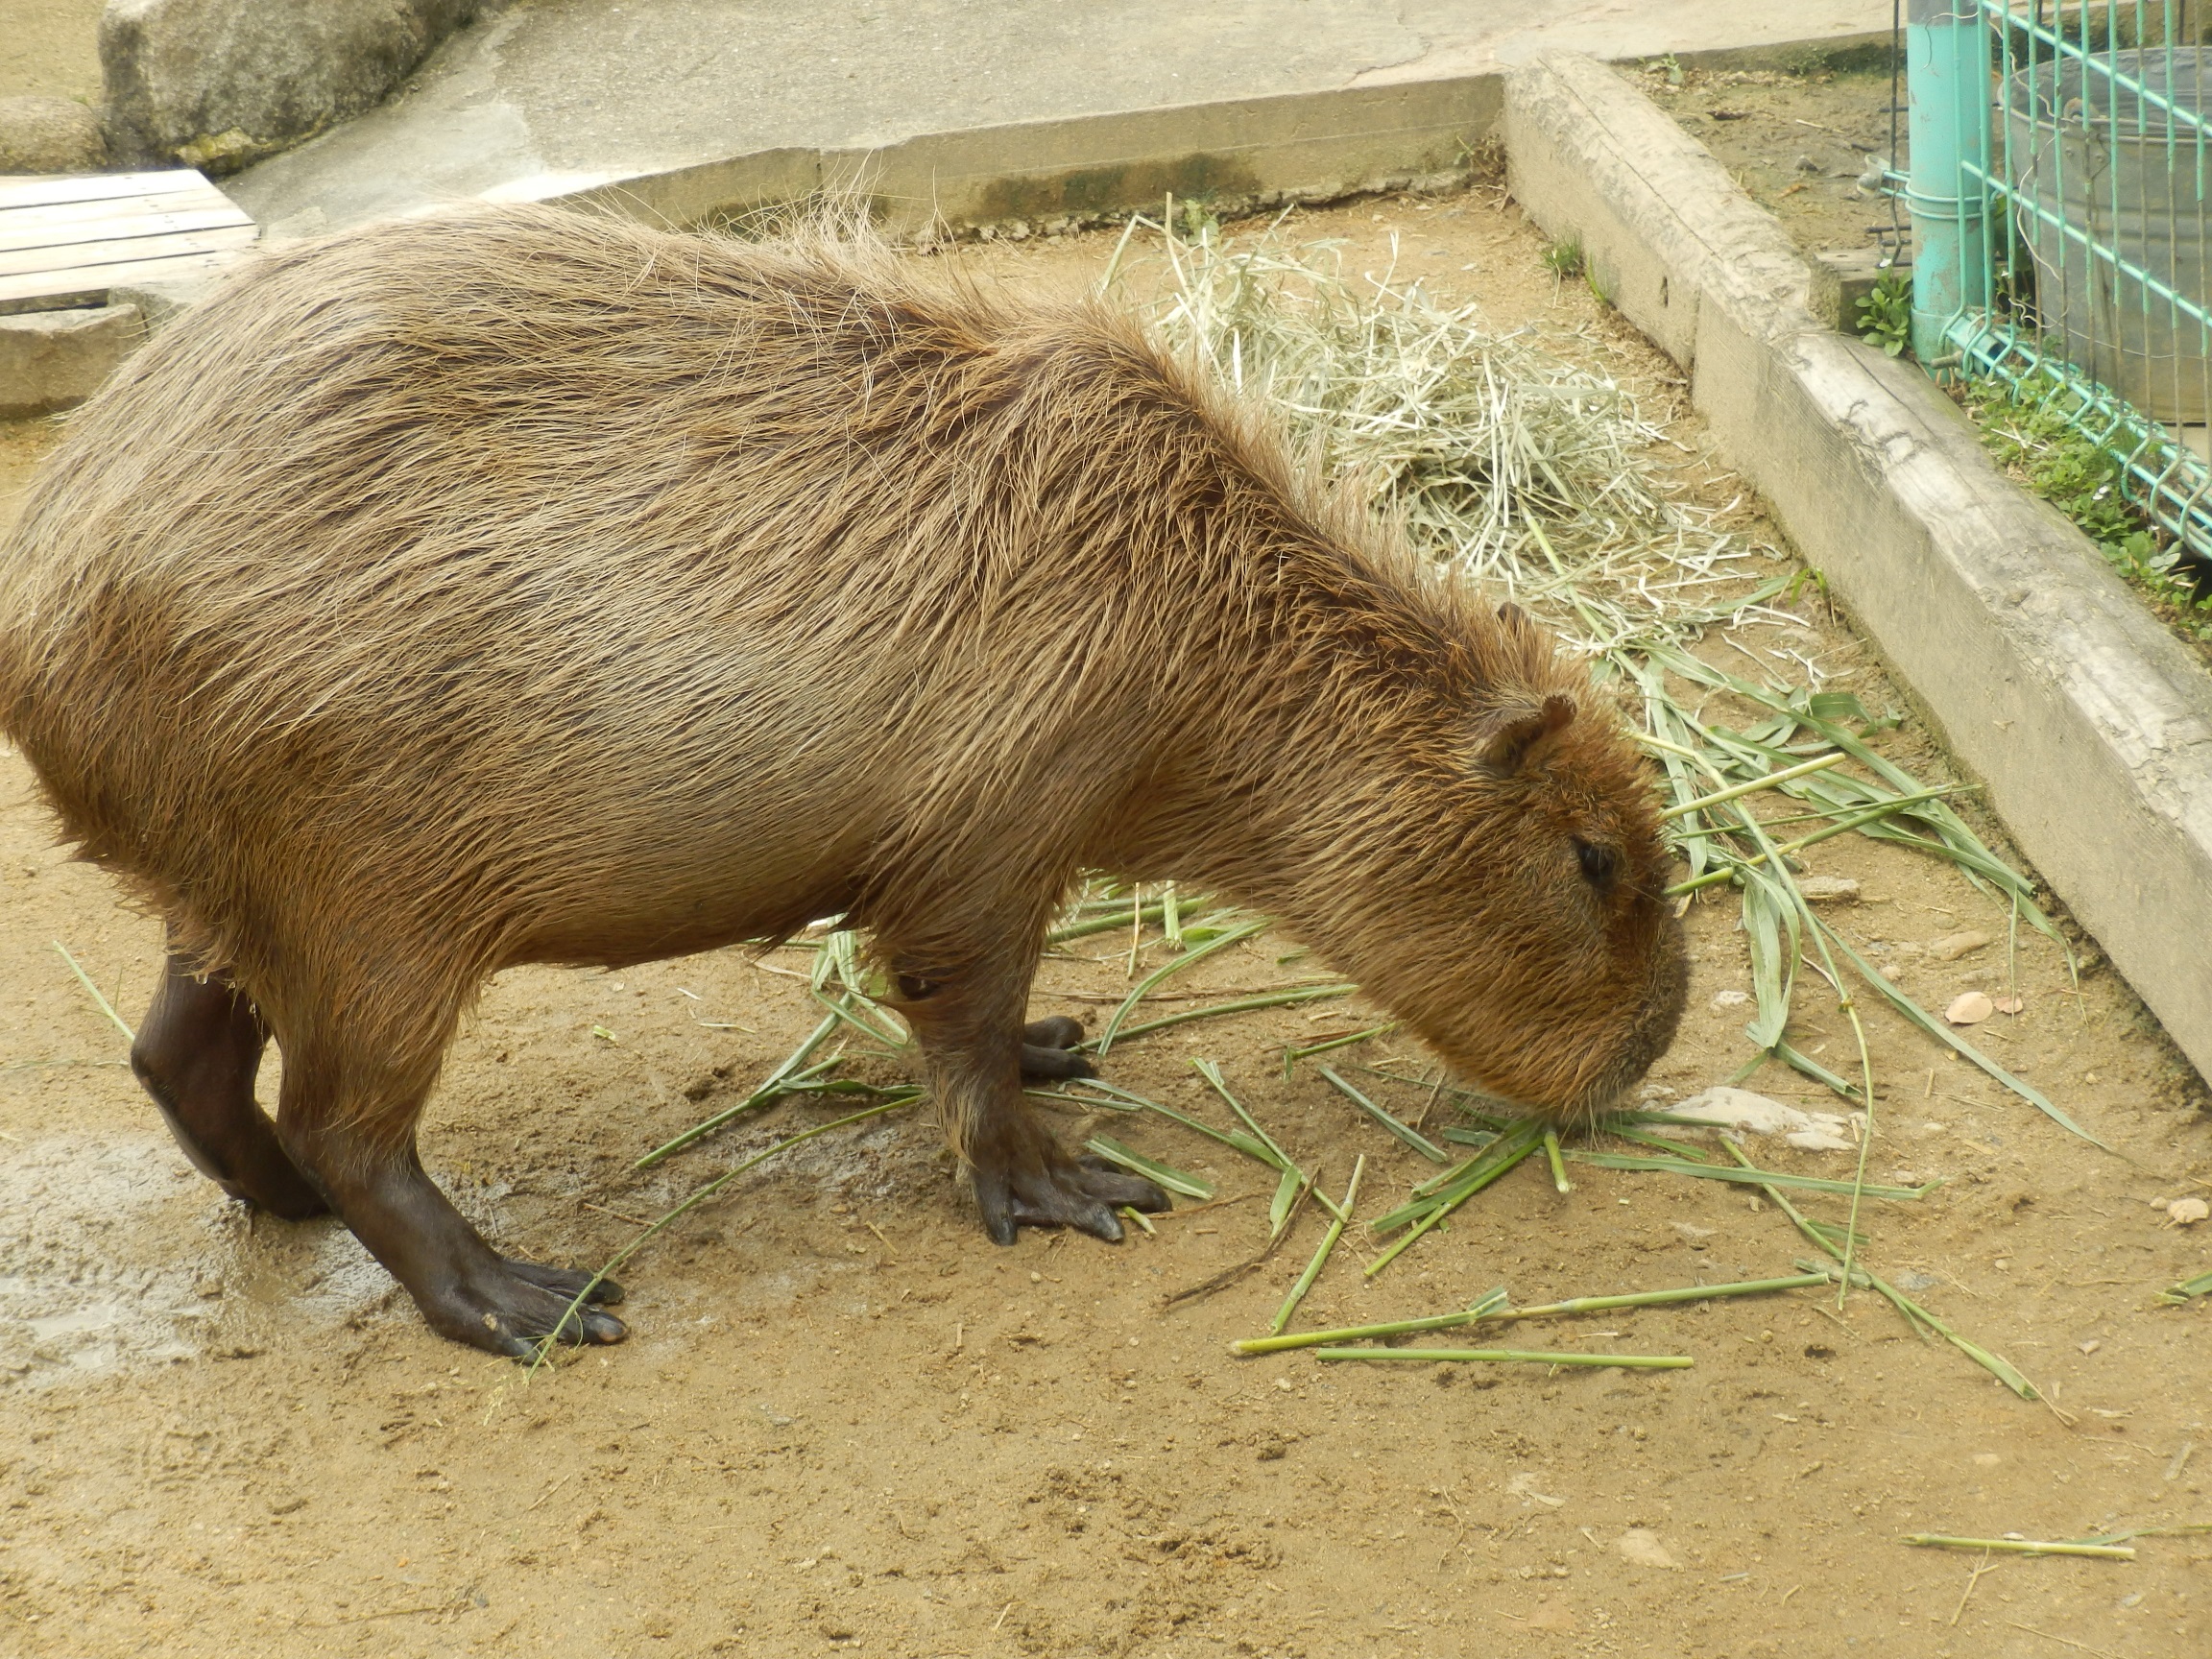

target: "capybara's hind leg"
[273,1031,626,1358]
[896,964,1168,1244]
[1019,1014,1094,1082]
[132,950,326,1219]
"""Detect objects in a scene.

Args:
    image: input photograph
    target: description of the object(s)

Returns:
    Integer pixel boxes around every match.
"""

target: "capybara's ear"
[1497,601,1534,636]
[1476,692,1575,775]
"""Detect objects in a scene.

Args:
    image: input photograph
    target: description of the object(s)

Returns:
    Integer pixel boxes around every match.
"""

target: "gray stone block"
[0,304,146,420]
[98,0,490,174]
[107,273,218,336]
[0,95,108,174]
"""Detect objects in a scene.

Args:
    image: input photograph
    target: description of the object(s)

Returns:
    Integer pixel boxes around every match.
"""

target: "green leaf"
[1084,1136,1214,1200]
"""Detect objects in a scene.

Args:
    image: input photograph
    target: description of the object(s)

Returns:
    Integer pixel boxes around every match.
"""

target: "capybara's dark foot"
[972,1122,1171,1246]
[1019,1014,1095,1082]
[278,1123,628,1359]
[415,1258,629,1358]
[502,1258,625,1306]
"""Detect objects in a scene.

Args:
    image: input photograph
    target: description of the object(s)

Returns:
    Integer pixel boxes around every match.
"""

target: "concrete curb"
[529,77,1501,238]
[1506,52,2212,1084]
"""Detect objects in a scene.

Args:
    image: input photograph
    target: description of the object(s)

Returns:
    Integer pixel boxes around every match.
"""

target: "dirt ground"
[2,0,104,105]
[3,191,2210,1659]
[1635,58,1908,265]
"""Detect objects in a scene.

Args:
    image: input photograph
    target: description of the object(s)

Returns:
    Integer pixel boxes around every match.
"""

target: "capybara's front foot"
[415,1257,629,1358]
[1019,1014,1095,1083]
[972,1114,1170,1245]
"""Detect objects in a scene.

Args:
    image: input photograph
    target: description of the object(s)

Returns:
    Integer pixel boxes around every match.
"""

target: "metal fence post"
[1908,0,1992,361]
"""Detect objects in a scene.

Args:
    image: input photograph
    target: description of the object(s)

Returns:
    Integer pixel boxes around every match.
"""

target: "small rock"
[1792,154,1820,173]
[1616,1527,1678,1568]
[0,95,107,173]
[2168,1197,2210,1227]
[1710,989,1751,1010]
[2079,1338,2102,1356]
[1878,964,1903,982]
[1945,990,1995,1025]
[1930,930,1993,961]
[1656,1087,1857,1152]
[1993,995,2026,1015]
[1796,876,1860,904]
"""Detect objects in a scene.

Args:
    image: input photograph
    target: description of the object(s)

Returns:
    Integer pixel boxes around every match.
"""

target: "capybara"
[0,204,1687,1358]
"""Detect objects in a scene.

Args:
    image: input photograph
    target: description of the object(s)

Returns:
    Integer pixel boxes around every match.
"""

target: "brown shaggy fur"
[0,204,1685,1355]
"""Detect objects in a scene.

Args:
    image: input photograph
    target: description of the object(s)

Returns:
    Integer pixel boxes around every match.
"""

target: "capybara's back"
[0,204,1685,1357]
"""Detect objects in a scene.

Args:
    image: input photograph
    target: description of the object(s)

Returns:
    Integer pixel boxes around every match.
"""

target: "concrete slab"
[1507,52,2212,1086]
[224,0,1887,237]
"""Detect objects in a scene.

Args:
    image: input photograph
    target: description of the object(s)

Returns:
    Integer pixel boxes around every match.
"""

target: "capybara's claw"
[1020,1043,1096,1082]
[974,1148,1171,1245]
[416,1260,630,1358]
[502,1258,625,1307]
[1019,1014,1094,1082]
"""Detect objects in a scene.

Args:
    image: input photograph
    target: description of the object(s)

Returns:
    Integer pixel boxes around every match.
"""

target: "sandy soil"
[2,193,2208,1659]
[3,0,104,104]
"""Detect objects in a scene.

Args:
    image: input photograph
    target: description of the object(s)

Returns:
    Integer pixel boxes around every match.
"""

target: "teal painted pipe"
[1907,0,1991,361]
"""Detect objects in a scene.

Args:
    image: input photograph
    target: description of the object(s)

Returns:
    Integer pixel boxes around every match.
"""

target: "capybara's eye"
[1574,838,1619,890]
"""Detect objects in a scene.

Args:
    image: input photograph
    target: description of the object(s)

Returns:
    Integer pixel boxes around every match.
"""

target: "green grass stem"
[1320,1067,1449,1162]
[52,941,134,1044]
[1269,1155,1364,1335]
[1075,985,1355,1051]
[1315,1347,1693,1369]
[1900,1535,2133,1560]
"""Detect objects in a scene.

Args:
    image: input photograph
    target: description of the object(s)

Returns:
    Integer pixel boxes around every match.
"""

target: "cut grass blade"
[1542,1127,1573,1193]
[1658,750,1849,820]
[1076,985,1355,1051]
[634,1012,843,1168]
[1817,923,2107,1149]
[1270,1155,1364,1335]
[1084,1136,1215,1200]
[1365,1119,1548,1277]
[1564,1150,1934,1201]
[2156,1266,2212,1305]
[1320,1066,1450,1163]
[1094,919,1268,1052]
[52,941,134,1044]
[1724,1142,2039,1398]
[1234,1273,1825,1355]
[1315,1347,1693,1369]
[1283,1022,1397,1077]
[1901,1535,2134,1560]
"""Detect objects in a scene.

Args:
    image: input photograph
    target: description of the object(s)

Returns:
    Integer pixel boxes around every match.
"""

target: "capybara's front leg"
[274,1043,626,1358]
[895,967,1168,1244]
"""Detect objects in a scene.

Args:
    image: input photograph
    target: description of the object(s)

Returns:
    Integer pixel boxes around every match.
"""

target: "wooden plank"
[0,185,241,235]
[0,204,254,258]
[0,248,248,309]
[0,222,257,280]
[0,171,222,212]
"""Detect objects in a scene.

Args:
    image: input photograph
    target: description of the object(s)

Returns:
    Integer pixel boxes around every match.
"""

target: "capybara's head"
[1293,601,1688,1124]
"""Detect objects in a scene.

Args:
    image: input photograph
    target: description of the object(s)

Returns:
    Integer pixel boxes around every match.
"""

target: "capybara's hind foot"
[972,1114,1171,1245]
[1019,1014,1095,1082]
[417,1259,629,1358]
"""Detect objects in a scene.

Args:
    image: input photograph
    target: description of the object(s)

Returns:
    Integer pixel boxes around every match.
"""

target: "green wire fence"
[1909,0,2212,563]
